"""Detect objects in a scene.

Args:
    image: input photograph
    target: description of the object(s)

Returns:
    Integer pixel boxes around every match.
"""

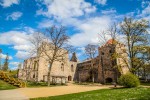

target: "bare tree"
[29,32,45,57]
[28,32,45,82]
[85,44,97,83]
[40,26,72,86]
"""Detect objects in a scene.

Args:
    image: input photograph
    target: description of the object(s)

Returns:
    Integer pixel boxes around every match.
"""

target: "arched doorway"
[68,76,72,81]
[105,77,113,83]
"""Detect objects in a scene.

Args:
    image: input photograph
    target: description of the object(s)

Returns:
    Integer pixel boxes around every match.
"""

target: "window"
[34,61,37,69]
[33,74,35,78]
[61,63,64,71]
[48,63,51,68]
[101,52,104,55]
[109,50,112,53]
[71,65,74,72]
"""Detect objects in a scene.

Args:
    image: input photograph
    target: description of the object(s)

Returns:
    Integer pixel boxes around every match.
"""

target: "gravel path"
[0,89,29,100]
[0,84,114,99]
[18,85,112,99]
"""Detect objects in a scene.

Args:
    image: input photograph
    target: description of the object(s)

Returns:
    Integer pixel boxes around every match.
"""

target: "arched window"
[101,52,104,55]
[71,65,74,72]
[61,63,64,71]
[109,50,112,53]
[33,74,35,78]
[34,61,37,69]
[48,63,51,68]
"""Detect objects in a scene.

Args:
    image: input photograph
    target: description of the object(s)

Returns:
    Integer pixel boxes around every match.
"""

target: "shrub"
[118,73,140,88]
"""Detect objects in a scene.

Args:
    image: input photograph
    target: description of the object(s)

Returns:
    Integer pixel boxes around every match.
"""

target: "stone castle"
[18,39,128,84]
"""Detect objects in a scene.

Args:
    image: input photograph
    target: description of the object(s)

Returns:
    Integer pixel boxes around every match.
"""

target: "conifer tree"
[3,53,9,71]
[0,49,2,70]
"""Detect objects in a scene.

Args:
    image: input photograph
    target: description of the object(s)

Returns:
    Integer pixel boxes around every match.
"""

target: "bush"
[118,73,140,88]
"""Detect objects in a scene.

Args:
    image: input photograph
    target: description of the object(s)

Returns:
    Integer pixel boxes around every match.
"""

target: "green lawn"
[27,81,67,88]
[27,82,48,87]
[0,80,17,90]
[31,87,150,100]
[141,82,150,86]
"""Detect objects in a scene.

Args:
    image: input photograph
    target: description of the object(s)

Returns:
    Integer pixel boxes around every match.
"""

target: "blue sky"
[0,0,150,69]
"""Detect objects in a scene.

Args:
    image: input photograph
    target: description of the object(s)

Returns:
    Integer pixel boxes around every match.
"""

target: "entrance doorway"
[68,76,72,81]
[105,77,113,83]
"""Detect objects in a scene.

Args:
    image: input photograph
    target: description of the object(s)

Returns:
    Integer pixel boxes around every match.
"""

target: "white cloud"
[1,53,13,60]
[38,19,54,28]
[0,31,30,45]
[13,45,32,51]
[15,51,30,59]
[69,16,112,47]
[94,0,107,5]
[0,31,33,59]
[0,0,19,8]
[141,1,149,8]
[6,11,22,20]
[37,0,96,19]
[136,3,150,22]
[101,9,116,14]
[9,61,23,70]
[10,62,19,66]
[36,0,114,47]
[141,3,150,17]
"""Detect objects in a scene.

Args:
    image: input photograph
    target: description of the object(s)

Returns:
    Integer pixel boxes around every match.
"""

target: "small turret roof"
[70,52,77,62]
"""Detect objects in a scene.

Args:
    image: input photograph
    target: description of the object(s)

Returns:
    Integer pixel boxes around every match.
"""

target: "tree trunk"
[47,61,53,86]
[47,71,51,86]
[143,68,147,82]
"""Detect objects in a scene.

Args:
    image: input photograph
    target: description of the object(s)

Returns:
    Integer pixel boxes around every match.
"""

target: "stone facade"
[18,39,129,83]
[76,39,129,83]
[18,43,78,83]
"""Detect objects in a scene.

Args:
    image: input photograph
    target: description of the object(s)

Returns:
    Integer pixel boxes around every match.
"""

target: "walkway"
[18,85,112,98]
[0,84,114,99]
[0,89,29,100]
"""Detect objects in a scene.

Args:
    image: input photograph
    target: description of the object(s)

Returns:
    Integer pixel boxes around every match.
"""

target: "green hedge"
[118,73,140,88]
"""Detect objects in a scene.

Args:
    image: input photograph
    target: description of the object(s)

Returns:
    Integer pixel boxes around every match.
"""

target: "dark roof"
[70,52,77,62]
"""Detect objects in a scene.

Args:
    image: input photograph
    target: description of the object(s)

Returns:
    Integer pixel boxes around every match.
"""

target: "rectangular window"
[71,65,74,72]
[101,52,104,55]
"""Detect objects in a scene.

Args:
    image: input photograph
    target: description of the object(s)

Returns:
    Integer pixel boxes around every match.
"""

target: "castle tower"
[70,52,77,62]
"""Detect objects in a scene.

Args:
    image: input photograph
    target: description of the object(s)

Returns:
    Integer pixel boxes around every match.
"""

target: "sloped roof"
[106,39,117,45]
[70,52,77,62]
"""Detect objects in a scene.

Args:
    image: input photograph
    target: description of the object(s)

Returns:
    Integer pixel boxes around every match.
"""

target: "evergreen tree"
[0,49,2,70]
[2,53,9,71]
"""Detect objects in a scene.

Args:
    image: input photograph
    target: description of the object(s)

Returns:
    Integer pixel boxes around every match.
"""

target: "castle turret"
[70,52,77,62]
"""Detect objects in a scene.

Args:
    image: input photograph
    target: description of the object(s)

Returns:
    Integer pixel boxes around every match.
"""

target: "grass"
[31,87,150,100]
[27,82,48,87]
[0,80,17,90]
[141,82,150,86]
[27,81,67,88]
